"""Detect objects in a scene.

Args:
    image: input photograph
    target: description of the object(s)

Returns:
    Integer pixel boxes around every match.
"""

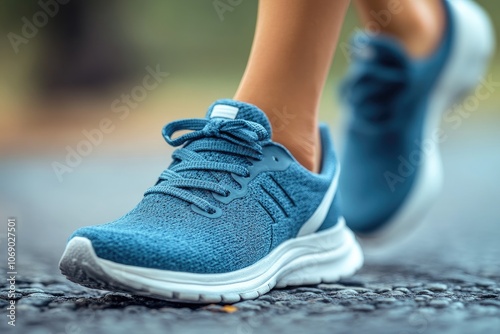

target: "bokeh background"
[0,0,499,273]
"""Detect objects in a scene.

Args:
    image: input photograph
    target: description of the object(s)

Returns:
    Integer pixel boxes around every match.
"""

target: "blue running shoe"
[60,99,363,303]
[339,0,495,242]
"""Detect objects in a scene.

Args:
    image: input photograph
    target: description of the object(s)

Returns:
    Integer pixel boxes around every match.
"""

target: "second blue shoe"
[339,0,495,242]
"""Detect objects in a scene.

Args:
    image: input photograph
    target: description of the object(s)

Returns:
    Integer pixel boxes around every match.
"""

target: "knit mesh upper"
[70,99,339,273]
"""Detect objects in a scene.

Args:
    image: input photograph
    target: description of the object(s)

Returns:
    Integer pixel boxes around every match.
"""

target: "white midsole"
[66,217,362,296]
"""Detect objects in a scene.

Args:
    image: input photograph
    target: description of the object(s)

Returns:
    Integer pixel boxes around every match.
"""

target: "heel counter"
[317,192,342,232]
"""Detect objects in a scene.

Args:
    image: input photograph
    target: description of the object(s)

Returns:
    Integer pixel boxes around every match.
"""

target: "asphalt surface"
[1,116,499,333]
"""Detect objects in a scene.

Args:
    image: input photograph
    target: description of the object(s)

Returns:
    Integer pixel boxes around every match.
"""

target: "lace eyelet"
[190,204,222,218]
[272,156,279,162]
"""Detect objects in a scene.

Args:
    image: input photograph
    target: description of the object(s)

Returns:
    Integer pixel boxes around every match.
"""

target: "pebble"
[350,287,373,294]
[317,284,346,291]
[429,299,450,308]
[0,291,22,300]
[426,283,448,292]
[23,293,56,306]
[293,292,319,299]
[16,304,40,313]
[336,289,359,296]
[362,292,380,298]
[375,287,392,293]
[416,290,435,296]
[395,288,411,294]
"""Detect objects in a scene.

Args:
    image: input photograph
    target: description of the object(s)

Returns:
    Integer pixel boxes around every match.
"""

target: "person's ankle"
[272,125,321,173]
[232,96,322,172]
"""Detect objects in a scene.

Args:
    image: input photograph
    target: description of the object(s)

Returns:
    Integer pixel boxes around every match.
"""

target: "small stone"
[419,307,437,315]
[294,287,324,294]
[56,301,77,310]
[395,288,411,294]
[450,302,465,309]
[362,292,380,298]
[16,304,40,313]
[389,291,405,296]
[429,299,450,308]
[416,290,434,295]
[415,297,429,302]
[351,304,375,312]
[336,289,359,296]
[376,287,392,293]
[426,283,448,292]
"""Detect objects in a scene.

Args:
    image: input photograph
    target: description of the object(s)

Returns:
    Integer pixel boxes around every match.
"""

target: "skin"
[235,0,446,172]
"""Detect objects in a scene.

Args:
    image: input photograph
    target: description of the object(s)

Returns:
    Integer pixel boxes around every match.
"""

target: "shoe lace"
[145,118,270,214]
[342,54,409,122]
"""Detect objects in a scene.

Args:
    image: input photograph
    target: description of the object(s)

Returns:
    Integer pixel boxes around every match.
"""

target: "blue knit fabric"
[70,99,341,274]
[339,0,453,233]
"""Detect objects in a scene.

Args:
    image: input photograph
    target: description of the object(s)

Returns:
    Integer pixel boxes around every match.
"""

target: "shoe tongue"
[206,99,272,137]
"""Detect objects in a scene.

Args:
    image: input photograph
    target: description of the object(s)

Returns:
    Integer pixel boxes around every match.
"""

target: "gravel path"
[1,261,499,334]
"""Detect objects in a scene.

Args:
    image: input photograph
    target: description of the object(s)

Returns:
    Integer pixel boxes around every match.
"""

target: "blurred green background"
[0,0,498,153]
